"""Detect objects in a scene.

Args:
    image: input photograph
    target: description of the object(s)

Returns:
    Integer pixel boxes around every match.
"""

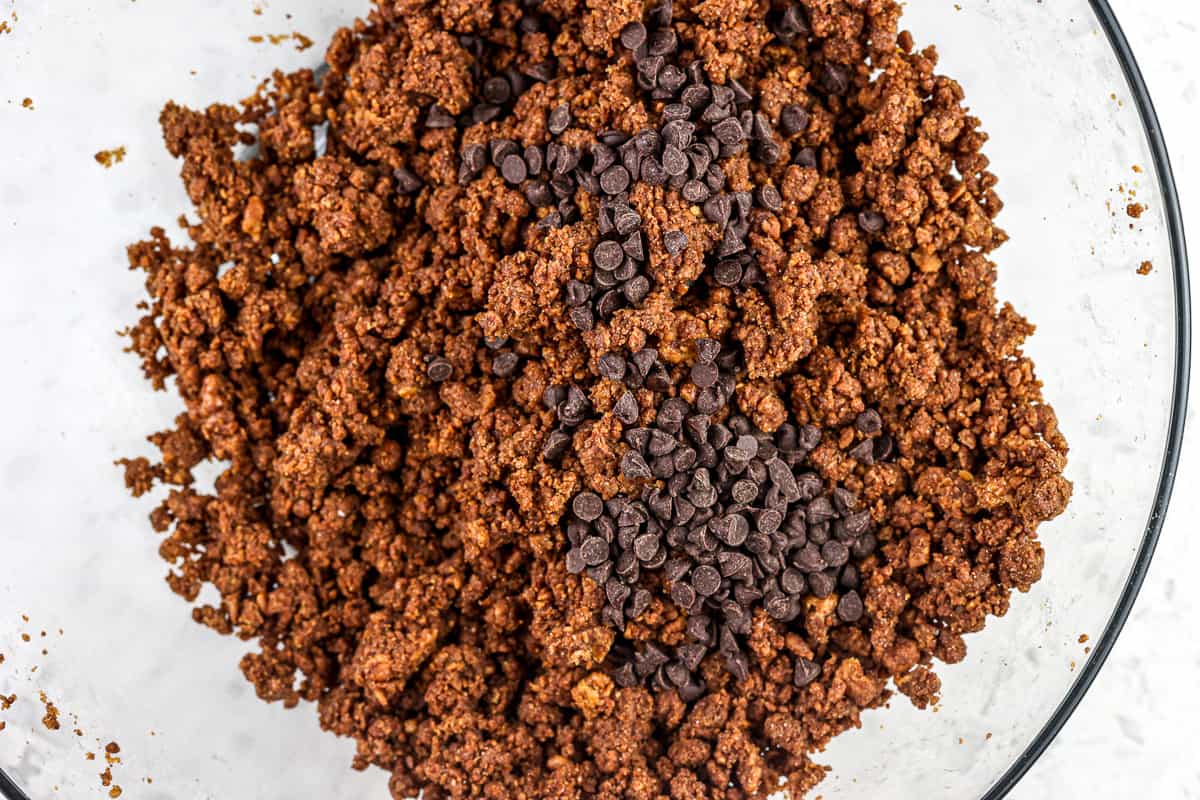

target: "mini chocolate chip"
[426,104,456,129]
[648,27,678,56]
[680,180,709,204]
[613,391,639,425]
[637,55,665,81]
[851,531,877,559]
[500,153,528,185]
[716,227,745,258]
[658,64,686,93]
[547,103,572,135]
[716,513,750,547]
[597,353,626,382]
[831,486,857,512]
[684,362,716,390]
[664,119,696,149]
[808,571,836,597]
[492,351,520,377]
[599,164,631,195]
[820,63,850,95]
[621,450,653,479]
[821,540,850,568]
[794,657,821,687]
[462,142,487,172]
[619,21,647,50]
[472,103,501,124]
[662,144,688,176]
[394,167,424,194]
[622,232,645,261]
[663,230,688,255]
[858,210,885,233]
[779,104,811,136]
[597,289,623,318]
[662,103,691,123]
[482,76,512,105]
[612,258,637,281]
[837,590,864,622]
[640,156,667,186]
[794,542,825,573]
[572,491,603,521]
[647,0,673,26]
[671,581,697,610]
[756,184,782,212]
[713,117,744,145]
[692,565,721,596]
[593,240,624,270]
[542,385,567,410]
[702,194,732,226]
[780,568,807,595]
[681,84,711,108]
[848,439,876,464]
[565,548,586,574]
[554,146,581,175]
[629,588,653,619]
[565,279,592,307]
[840,564,860,590]
[793,147,818,168]
[580,534,609,566]
[623,276,651,305]
[633,533,660,562]
[614,206,642,235]
[855,409,883,435]
[524,180,555,208]
[844,510,872,537]
[426,357,454,382]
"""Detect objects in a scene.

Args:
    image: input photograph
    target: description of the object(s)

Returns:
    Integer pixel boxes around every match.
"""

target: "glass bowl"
[0,0,1188,798]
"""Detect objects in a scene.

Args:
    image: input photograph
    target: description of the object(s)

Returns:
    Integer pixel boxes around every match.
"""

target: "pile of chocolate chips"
[562,339,882,698]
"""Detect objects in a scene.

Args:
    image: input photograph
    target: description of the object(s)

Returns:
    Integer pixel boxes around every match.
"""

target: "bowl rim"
[0,2,1189,799]
[982,0,1191,795]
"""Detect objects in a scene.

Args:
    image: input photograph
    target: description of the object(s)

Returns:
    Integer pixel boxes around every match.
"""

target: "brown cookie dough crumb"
[39,691,60,731]
[1127,202,1145,218]
[21,97,33,110]
[1137,260,1153,275]
[94,147,127,168]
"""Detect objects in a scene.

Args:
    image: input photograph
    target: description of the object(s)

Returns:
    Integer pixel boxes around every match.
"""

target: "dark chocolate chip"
[613,391,639,425]
[681,180,710,204]
[713,117,745,145]
[658,64,686,92]
[794,657,821,687]
[848,439,876,464]
[426,357,454,382]
[855,409,883,435]
[613,206,642,236]
[756,184,782,212]
[640,156,667,186]
[472,103,501,124]
[426,104,457,129]
[808,570,836,597]
[593,240,624,270]
[702,194,732,226]
[394,167,424,194]
[820,63,850,95]
[621,450,653,479]
[857,210,885,233]
[482,76,512,105]
[623,276,651,305]
[500,153,528,185]
[671,581,697,610]
[599,164,631,195]
[663,230,688,255]
[542,430,571,461]
[836,590,864,622]
[572,491,603,521]
[793,147,818,168]
[821,540,850,568]
[524,180,555,208]
[547,103,572,135]
[619,21,647,50]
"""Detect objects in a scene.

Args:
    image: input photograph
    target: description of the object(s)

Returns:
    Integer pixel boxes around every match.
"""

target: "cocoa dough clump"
[118,0,1071,797]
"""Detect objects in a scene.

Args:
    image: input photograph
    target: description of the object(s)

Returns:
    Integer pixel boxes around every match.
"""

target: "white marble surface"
[1016,5,1200,798]
[0,0,1194,798]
